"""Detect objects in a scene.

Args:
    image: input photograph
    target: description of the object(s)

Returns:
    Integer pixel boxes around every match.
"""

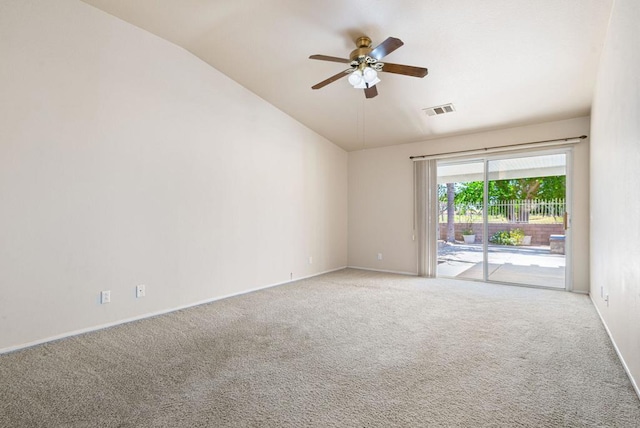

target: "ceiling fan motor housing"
[350,36,373,62]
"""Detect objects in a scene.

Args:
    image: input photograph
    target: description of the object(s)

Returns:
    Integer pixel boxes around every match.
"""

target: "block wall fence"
[439,223,565,245]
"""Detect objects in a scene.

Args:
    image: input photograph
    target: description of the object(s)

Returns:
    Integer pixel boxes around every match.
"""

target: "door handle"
[563,212,569,230]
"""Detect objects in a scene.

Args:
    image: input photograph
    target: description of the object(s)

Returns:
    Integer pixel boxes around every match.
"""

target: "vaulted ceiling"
[80,0,613,151]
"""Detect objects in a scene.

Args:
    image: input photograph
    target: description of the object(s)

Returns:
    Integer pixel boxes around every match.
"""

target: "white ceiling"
[80,0,613,152]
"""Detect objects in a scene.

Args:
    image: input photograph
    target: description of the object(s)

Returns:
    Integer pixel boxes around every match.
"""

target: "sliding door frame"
[434,147,574,291]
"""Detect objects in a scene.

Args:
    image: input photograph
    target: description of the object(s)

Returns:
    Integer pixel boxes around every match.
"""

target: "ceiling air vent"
[423,103,455,117]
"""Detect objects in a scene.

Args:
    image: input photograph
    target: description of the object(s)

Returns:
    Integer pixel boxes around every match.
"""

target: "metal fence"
[439,198,566,223]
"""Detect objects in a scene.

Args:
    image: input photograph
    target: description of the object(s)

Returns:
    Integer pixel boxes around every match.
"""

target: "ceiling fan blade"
[311,69,352,90]
[364,86,378,99]
[380,62,428,78]
[309,54,350,63]
[369,37,404,60]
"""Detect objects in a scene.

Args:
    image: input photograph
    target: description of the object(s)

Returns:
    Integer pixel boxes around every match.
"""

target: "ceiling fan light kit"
[310,36,428,99]
[348,67,380,89]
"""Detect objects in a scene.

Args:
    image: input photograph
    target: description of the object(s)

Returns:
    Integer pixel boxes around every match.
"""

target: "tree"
[448,175,566,223]
[455,176,565,204]
[446,183,455,242]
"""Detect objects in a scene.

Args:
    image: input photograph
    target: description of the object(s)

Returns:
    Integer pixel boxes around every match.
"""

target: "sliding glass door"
[436,150,570,289]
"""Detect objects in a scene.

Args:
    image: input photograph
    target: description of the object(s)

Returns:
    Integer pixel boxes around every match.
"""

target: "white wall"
[590,0,640,393]
[348,117,591,291]
[0,0,347,351]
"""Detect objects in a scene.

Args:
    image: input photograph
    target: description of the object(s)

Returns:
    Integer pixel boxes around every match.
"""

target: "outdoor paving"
[437,242,566,289]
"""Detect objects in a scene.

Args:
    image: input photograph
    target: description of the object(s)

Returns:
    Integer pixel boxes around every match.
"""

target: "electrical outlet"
[377,253,383,261]
[100,290,111,304]
[136,284,146,298]
[308,256,313,264]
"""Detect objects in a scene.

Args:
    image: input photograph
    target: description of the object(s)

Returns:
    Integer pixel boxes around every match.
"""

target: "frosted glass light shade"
[362,67,381,86]
[348,70,363,86]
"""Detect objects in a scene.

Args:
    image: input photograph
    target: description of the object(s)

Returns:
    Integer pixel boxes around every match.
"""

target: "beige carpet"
[1,268,639,427]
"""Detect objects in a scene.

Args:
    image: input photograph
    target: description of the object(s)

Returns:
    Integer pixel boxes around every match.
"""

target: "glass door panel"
[486,154,566,288]
[436,161,485,280]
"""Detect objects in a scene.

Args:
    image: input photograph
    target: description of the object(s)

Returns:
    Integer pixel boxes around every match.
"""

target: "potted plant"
[461,228,475,243]
[461,224,476,244]
[460,209,477,244]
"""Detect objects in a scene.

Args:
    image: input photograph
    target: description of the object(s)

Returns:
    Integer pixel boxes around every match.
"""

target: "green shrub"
[490,230,511,245]
[489,228,524,246]
[510,228,524,244]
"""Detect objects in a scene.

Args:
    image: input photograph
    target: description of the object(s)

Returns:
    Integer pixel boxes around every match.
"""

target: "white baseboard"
[347,265,418,276]
[291,266,347,282]
[590,295,640,400]
[0,266,348,355]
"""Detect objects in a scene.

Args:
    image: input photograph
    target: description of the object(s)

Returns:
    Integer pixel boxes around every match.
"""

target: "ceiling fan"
[309,36,428,99]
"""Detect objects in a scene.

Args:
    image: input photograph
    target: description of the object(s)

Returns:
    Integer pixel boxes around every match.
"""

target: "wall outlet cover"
[100,290,111,304]
[136,284,146,298]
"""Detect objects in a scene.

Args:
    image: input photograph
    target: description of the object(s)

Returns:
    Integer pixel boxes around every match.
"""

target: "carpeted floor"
[1,268,639,427]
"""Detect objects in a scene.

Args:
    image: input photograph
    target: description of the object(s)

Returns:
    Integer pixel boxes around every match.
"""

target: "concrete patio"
[437,242,566,289]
